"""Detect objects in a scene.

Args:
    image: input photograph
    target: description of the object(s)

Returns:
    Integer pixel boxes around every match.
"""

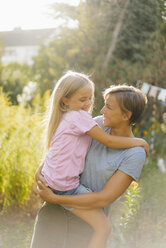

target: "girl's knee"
[103,221,111,236]
[94,220,111,236]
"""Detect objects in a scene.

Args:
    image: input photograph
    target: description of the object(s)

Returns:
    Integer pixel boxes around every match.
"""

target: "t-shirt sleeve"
[118,148,146,181]
[71,110,97,135]
[93,115,104,128]
[93,115,110,132]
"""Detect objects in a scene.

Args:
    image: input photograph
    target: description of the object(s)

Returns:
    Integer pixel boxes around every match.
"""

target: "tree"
[32,0,165,108]
[0,42,4,63]
[112,0,159,62]
[0,62,33,104]
[157,0,166,36]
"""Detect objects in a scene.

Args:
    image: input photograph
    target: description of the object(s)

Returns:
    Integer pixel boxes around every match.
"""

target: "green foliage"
[107,182,142,247]
[133,98,166,159]
[114,0,159,62]
[0,0,165,104]
[107,182,142,248]
[158,0,166,22]
[139,158,166,220]
[32,38,69,95]
[0,62,34,104]
[51,2,78,21]
[108,158,166,248]
[31,0,166,101]
[120,182,142,228]
[153,112,166,157]
[0,90,50,210]
[0,41,4,62]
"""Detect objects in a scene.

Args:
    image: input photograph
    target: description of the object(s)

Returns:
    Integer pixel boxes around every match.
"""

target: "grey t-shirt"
[80,116,146,213]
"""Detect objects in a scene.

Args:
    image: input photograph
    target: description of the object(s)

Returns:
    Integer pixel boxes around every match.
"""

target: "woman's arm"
[86,126,149,156]
[37,170,133,209]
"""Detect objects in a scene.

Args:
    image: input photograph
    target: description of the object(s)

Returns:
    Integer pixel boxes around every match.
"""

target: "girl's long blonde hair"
[45,71,94,151]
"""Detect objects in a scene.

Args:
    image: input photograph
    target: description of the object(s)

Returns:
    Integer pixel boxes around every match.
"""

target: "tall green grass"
[108,158,166,248]
[0,89,50,210]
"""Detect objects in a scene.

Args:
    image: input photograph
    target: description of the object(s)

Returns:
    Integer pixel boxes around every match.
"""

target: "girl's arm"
[35,160,48,186]
[37,170,133,209]
[86,126,149,156]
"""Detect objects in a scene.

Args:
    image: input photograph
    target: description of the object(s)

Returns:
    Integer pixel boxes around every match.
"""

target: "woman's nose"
[100,106,105,114]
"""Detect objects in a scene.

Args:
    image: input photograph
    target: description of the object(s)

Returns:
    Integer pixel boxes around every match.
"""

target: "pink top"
[42,110,97,191]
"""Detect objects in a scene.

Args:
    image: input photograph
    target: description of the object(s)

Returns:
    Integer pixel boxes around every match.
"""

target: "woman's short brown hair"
[103,85,148,125]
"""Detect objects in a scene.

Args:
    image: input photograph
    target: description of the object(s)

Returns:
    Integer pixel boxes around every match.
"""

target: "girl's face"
[100,94,125,127]
[62,85,93,112]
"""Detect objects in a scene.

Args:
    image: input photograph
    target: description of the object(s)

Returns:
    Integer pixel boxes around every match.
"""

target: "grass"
[0,211,35,248]
[0,191,42,248]
[0,159,166,248]
[108,158,166,248]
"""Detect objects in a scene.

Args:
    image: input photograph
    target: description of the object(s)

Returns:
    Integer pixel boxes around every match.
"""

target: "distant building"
[0,27,56,65]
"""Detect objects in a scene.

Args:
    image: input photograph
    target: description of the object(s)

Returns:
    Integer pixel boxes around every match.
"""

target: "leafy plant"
[0,90,50,211]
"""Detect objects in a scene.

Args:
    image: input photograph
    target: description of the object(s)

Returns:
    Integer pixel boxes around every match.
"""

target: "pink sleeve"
[71,110,97,135]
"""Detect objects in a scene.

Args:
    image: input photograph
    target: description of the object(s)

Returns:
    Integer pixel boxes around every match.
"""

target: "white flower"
[17,81,37,103]
[161,124,166,133]
[163,112,166,121]
[27,81,37,92]
[17,94,22,103]
[157,158,166,173]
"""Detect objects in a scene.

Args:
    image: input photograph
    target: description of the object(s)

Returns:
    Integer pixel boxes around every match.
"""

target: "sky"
[0,0,80,31]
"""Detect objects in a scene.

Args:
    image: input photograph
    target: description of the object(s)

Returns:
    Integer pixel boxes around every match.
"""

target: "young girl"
[41,71,148,248]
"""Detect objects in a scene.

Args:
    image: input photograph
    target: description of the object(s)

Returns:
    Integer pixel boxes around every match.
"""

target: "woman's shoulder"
[93,115,110,132]
[123,146,146,161]
[93,115,103,125]
[127,146,146,154]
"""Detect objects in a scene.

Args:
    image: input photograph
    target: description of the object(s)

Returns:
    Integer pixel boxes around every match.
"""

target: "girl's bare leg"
[71,208,111,248]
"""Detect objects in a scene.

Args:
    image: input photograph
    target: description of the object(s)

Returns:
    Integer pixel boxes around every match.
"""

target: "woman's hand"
[35,161,58,204]
[37,181,57,203]
[35,161,48,186]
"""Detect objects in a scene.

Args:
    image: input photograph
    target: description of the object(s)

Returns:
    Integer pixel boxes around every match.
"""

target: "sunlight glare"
[0,0,79,31]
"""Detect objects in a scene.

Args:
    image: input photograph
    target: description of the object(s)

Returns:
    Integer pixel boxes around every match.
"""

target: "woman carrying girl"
[39,71,148,248]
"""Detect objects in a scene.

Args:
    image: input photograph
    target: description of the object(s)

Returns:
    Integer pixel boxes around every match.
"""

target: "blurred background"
[0,1,166,248]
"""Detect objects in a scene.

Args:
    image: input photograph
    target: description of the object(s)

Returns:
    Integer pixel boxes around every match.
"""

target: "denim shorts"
[50,184,92,211]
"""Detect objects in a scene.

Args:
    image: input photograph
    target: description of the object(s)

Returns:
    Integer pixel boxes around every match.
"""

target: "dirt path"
[0,211,35,248]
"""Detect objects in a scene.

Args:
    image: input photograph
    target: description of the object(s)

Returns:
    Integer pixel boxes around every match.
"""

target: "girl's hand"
[35,162,48,186]
[140,139,149,157]
[37,181,57,203]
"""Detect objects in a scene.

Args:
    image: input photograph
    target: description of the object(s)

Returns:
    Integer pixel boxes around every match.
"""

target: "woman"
[31,84,148,248]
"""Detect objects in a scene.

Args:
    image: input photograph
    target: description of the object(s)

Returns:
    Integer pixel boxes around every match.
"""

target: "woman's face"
[100,94,125,127]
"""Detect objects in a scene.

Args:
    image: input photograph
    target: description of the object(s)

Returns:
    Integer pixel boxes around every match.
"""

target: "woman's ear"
[122,111,132,121]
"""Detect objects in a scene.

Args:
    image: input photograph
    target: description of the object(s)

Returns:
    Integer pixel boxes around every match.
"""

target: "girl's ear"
[122,111,132,121]
[62,97,69,106]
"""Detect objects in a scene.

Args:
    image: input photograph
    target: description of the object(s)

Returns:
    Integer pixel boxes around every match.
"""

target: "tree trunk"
[102,0,130,71]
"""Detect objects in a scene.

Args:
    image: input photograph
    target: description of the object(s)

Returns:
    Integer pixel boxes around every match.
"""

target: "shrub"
[0,89,50,211]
